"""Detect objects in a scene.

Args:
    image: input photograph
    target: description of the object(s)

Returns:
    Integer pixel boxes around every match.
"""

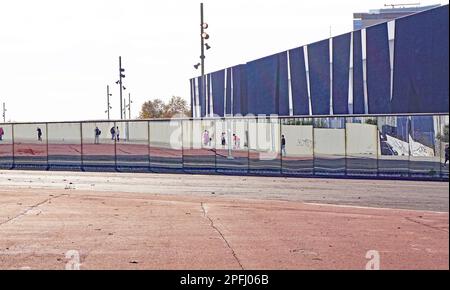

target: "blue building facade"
[190,5,449,118]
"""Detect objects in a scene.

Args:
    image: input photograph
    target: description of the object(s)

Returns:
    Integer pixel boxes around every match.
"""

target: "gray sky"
[0,0,447,122]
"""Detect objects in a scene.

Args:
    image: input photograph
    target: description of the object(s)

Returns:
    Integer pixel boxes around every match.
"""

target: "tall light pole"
[194,3,211,118]
[117,56,126,120]
[105,85,112,120]
[200,3,205,83]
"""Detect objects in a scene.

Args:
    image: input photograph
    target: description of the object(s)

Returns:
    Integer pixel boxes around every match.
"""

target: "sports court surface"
[0,170,448,270]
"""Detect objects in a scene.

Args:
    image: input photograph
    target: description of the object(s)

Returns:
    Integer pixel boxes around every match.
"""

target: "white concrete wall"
[12,123,47,143]
[183,120,215,149]
[314,128,345,155]
[81,122,116,143]
[346,123,378,156]
[0,124,13,142]
[281,125,314,156]
[47,123,81,144]
[248,121,280,152]
[125,122,148,143]
[150,121,181,149]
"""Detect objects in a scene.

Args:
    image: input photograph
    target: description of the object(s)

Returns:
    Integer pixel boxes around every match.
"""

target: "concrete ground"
[0,170,448,270]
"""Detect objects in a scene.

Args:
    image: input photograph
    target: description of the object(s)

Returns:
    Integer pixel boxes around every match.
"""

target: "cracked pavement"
[0,170,448,269]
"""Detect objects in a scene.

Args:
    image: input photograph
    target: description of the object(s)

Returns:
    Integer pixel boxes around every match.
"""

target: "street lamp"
[116,56,126,120]
[193,3,212,118]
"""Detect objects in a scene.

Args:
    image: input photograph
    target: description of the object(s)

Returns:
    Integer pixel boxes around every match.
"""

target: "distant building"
[190,5,449,118]
[353,4,441,30]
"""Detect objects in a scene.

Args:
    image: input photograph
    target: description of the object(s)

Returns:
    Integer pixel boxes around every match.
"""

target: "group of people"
[93,126,120,144]
[202,130,242,149]
[219,132,239,148]
[110,126,121,141]
[201,131,287,156]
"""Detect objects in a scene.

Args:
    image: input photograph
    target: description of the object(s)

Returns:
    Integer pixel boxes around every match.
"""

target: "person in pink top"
[203,130,210,147]
[233,134,240,149]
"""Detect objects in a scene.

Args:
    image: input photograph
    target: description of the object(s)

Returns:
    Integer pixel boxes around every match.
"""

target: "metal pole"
[80,122,84,171]
[227,118,234,160]
[119,56,123,120]
[122,98,127,119]
[11,124,15,169]
[128,93,131,120]
[46,122,49,170]
[107,85,111,120]
[200,3,206,117]
[200,3,205,79]
[2,102,6,122]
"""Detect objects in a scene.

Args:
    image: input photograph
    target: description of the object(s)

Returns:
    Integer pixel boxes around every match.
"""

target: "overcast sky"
[0,0,447,122]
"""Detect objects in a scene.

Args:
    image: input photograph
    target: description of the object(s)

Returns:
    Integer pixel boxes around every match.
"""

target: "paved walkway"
[0,171,448,269]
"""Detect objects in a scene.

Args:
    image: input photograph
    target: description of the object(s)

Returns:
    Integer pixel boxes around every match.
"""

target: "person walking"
[203,130,210,147]
[0,127,4,141]
[116,126,120,142]
[37,127,42,142]
[221,132,226,148]
[281,135,287,157]
[110,126,116,140]
[233,134,240,149]
[445,145,449,166]
[94,127,101,144]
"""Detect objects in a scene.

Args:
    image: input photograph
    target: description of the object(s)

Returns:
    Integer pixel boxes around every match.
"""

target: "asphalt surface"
[0,170,448,212]
[0,170,448,270]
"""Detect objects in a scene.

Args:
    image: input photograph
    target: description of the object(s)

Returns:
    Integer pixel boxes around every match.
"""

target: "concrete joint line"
[404,217,449,233]
[0,194,68,227]
[201,202,244,270]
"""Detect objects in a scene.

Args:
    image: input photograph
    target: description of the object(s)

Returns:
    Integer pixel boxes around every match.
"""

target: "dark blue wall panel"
[197,76,206,117]
[247,54,279,115]
[392,5,449,114]
[206,74,212,116]
[239,65,248,115]
[211,70,225,117]
[353,31,365,114]
[289,47,310,115]
[278,52,290,116]
[190,78,195,116]
[192,5,448,117]
[332,33,351,114]
[225,68,232,115]
[366,23,391,114]
[308,39,330,115]
[430,6,449,113]
[232,65,242,115]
